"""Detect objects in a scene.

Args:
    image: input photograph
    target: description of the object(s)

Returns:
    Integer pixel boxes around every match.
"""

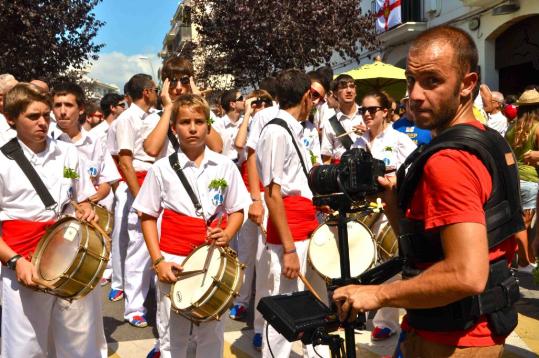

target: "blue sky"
[88,0,180,90]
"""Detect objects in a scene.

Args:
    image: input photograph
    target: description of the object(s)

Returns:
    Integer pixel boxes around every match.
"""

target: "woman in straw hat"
[505,88,539,269]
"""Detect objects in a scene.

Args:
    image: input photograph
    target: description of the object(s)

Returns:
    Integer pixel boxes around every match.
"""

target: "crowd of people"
[0,24,537,358]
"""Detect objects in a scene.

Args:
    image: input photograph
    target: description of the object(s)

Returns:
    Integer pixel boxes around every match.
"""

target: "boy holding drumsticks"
[0,83,106,357]
[133,94,250,358]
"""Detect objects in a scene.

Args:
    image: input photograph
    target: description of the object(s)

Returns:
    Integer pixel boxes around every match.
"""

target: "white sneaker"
[518,264,535,274]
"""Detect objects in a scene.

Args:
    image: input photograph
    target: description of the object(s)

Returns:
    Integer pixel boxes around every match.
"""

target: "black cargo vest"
[395,124,523,334]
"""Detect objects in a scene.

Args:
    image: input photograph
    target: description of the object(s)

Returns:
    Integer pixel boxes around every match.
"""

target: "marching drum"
[308,220,377,281]
[170,244,244,323]
[31,217,110,300]
[91,203,114,235]
[375,222,398,261]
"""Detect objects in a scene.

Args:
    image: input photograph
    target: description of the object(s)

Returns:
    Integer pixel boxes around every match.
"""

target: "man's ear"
[461,72,478,98]
[6,116,15,128]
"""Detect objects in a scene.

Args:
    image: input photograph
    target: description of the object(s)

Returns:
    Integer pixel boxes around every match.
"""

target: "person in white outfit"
[0,83,106,357]
[133,94,249,358]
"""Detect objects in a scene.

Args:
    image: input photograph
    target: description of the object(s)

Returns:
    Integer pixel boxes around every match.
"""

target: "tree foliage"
[190,0,378,88]
[0,0,104,82]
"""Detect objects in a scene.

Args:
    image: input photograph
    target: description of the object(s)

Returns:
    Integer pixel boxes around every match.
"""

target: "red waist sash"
[240,161,264,192]
[266,196,318,245]
[136,171,147,187]
[2,220,55,259]
[160,209,227,256]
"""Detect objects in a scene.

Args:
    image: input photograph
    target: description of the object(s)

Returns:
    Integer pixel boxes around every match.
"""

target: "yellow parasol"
[342,56,407,103]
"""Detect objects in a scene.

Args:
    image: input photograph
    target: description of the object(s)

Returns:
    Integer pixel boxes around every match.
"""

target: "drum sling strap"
[1,138,57,210]
[328,114,353,150]
[263,118,309,179]
[168,152,202,216]
[396,124,523,335]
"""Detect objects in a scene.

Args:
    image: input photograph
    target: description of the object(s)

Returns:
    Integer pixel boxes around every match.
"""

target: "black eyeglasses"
[171,76,190,87]
[359,106,382,115]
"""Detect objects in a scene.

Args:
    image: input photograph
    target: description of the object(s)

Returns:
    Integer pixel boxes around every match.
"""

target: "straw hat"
[516,89,539,106]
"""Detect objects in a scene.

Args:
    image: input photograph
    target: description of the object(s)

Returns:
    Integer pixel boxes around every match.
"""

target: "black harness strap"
[1,138,57,210]
[263,118,309,179]
[328,114,353,150]
[168,152,202,215]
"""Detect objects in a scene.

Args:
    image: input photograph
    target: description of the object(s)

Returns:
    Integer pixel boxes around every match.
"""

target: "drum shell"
[32,217,110,300]
[170,246,244,323]
[92,204,114,235]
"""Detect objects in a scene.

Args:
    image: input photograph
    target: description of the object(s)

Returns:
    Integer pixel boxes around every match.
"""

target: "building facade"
[332,0,539,98]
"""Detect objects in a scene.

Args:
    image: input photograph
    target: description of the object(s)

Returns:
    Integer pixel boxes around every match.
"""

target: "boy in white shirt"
[133,94,249,358]
[0,83,105,357]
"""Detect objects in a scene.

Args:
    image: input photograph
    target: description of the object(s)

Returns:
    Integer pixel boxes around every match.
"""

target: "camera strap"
[168,152,203,216]
[0,138,57,210]
[328,114,353,150]
[264,118,309,178]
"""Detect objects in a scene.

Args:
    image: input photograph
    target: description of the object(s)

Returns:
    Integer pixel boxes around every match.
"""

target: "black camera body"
[308,148,386,202]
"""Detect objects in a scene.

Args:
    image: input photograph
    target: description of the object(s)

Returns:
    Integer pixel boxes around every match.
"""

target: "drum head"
[171,245,222,310]
[38,219,82,281]
[309,221,375,279]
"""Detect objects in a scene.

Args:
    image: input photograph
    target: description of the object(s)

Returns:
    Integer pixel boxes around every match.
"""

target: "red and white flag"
[376,0,402,32]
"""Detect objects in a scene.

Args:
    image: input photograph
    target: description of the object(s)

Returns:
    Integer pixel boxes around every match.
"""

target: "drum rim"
[32,216,109,299]
[308,219,377,280]
[170,245,243,321]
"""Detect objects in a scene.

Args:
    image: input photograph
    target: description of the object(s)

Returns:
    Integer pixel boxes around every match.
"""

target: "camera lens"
[308,165,340,195]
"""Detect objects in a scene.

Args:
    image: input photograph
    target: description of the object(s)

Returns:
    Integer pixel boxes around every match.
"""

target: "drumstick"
[201,215,223,284]
[259,225,323,302]
[298,272,323,302]
[336,130,356,139]
[71,201,112,252]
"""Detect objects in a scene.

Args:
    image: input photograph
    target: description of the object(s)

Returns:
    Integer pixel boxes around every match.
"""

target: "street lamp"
[138,56,156,80]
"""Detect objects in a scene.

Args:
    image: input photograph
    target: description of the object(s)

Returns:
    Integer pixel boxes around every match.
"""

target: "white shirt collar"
[277,110,304,136]
[176,147,220,170]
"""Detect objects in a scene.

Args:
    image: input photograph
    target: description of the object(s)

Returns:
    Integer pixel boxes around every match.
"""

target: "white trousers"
[1,269,107,358]
[111,181,129,291]
[156,251,224,358]
[370,213,400,333]
[124,192,153,320]
[261,241,329,358]
[233,200,269,334]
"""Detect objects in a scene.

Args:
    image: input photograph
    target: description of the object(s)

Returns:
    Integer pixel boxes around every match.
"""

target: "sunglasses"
[310,88,322,100]
[359,106,382,115]
[171,76,190,87]
[116,102,126,109]
[253,97,273,107]
[236,95,244,102]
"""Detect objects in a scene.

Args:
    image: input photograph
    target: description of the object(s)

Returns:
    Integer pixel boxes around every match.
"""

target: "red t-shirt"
[401,122,516,347]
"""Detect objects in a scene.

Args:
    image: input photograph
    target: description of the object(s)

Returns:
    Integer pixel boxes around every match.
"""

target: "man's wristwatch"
[6,254,22,270]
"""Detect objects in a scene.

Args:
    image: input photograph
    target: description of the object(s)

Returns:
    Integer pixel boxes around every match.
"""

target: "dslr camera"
[308,148,385,204]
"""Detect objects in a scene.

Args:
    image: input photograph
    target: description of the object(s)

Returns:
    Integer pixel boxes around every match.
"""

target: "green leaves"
[188,0,379,89]
[0,1,104,82]
[208,178,228,190]
[63,166,79,179]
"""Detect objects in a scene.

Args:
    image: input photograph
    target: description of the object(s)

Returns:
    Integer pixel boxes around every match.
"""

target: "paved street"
[103,270,539,358]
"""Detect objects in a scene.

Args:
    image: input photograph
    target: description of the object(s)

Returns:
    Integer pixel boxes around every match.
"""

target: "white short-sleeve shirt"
[320,109,364,160]
[115,103,155,171]
[256,110,313,199]
[211,114,244,164]
[0,138,96,221]
[132,148,250,221]
[246,105,280,151]
[54,128,121,186]
[352,125,417,173]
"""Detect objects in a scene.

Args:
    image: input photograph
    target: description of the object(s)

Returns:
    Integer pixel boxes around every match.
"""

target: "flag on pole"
[376,0,402,32]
